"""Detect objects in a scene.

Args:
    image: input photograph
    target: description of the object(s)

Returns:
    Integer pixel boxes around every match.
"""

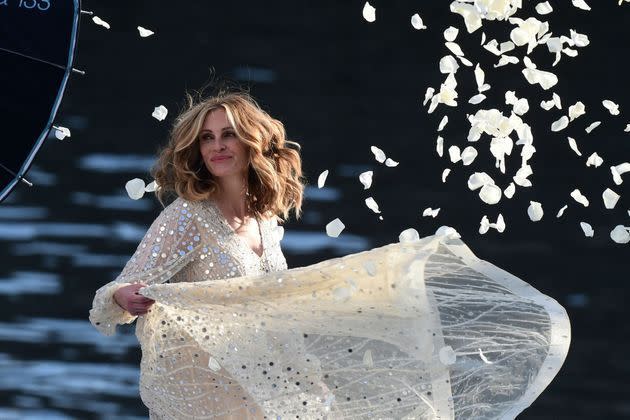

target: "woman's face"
[198,108,249,179]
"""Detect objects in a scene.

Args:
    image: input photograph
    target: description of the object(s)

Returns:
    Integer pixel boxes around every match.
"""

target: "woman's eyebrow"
[199,127,233,133]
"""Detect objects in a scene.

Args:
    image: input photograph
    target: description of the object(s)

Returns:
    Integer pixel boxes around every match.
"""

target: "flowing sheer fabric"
[90,198,570,419]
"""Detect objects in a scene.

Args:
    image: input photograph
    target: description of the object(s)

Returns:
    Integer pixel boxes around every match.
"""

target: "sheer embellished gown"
[89,198,570,419]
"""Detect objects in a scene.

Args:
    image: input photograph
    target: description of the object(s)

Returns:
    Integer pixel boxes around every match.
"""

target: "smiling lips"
[211,155,232,162]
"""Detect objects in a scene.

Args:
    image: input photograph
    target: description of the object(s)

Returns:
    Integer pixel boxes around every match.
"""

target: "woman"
[90,91,570,419]
[90,91,304,418]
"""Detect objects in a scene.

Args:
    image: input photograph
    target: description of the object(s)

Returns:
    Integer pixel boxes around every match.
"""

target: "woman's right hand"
[113,283,155,316]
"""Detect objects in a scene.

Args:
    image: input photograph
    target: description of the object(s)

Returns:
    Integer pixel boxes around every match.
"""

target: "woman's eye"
[224,132,235,137]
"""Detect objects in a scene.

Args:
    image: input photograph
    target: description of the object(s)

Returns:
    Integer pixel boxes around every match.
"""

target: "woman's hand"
[113,283,155,316]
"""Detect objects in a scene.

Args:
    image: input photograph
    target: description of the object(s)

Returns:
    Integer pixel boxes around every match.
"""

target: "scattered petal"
[92,16,111,29]
[610,225,630,244]
[399,228,420,243]
[567,137,582,156]
[504,183,516,199]
[365,197,381,213]
[479,183,502,205]
[603,188,620,209]
[326,218,345,237]
[585,121,601,134]
[571,0,591,11]
[444,26,459,42]
[152,105,168,121]
[602,100,620,116]
[445,41,465,57]
[551,116,569,132]
[535,1,553,14]
[144,180,158,192]
[438,115,449,131]
[370,146,386,163]
[580,222,594,237]
[317,170,329,188]
[54,126,71,140]
[137,26,155,37]
[411,13,427,30]
[461,146,478,165]
[586,152,603,168]
[422,207,441,218]
[359,171,373,189]
[423,87,435,106]
[611,162,630,185]
[440,55,460,74]
[385,158,399,167]
[469,93,487,104]
[556,205,568,218]
[570,189,590,207]
[568,101,586,121]
[362,2,376,22]
[441,168,451,183]
[125,178,146,200]
[436,136,444,157]
[522,67,558,90]
[448,145,461,163]
[527,201,544,222]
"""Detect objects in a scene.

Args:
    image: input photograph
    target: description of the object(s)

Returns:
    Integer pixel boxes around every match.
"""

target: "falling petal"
[92,16,111,29]
[441,168,451,183]
[586,152,603,168]
[411,13,427,30]
[602,188,620,209]
[611,162,630,185]
[556,204,568,218]
[326,218,345,237]
[445,41,465,57]
[440,55,460,74]
[479,183,502,205]
[126,178,146,200]
[602,100,620,116]
[444,26,459,42]
[362,2,376,22]
[438,345,456,366]
[438,115,449,131]
[385,158,399,167]
[468,172,494,190]
[624,124,630,132]
[54,126,71,140]
[152,105,168,121]
[572,0,591,11]
[535,1,553,14]
[370,146,386,163]
[585,121,601,134]
[423,87,435,106]
[504,183,516,199]
[365,197,381,213]
[359,171,373,189]
[469,93,486,104]
[610,225,630,244]
[461,146,478,165]
[580,222,594,237]
[144,180,158,192]
[527,201,544,222]
[522,67,558,90]
[567,137,582,156]
[570,189,589,207]
[551,116,569,132]
[137,26,155,37]
[422,207,441,218]
[436,136,444,157]
[568,101,586,121]
[317,170,329,188]
[448,145,461,163]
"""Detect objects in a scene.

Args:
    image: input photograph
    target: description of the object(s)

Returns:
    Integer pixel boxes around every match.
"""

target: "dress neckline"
[205,200,265,260]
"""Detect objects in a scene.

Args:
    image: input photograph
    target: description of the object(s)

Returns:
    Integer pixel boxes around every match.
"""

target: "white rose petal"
[602,100,620,116]
[362,2,376,22]
[422,207,441,218]
[450,2,483,33]
[411,13,427,30]
[359,171,373,189]
[445,41,465,57]
[567,137,582,156]
[54,126,71,140]
[535,1,553,14]
[556,205,568,218]
[551,116,569,132]
[385,158,399,167]
[326,218,345,237]
[438,115,449,131]
[144,180,158,192]
[527,201,544,222]
[580,222,594,237]
[469,93,486,104]
[444,26,459,42]
[585,121,601,134]
[568,101,586,121]
[468,172,495,190]
[317,170,329,188]
[504,182,516,199]
[125,178,146,200]
[611,162,630,185]
[461,146,478,165]
[522,67,558,90]
[479,183,502,205]
[514,164,534,187]
[440,55,460,74]
[137,26,155,37]
[365,197,381,213]
[436,136,444,157]
[152,105,168,121]
[92,16,111,29]
[570,189,590,207]
[495,55,519,67]
[448,145,461,163]
[610,225,630,244]
[423,87,435,106]
[370,146,386,163]
[572,0,591,11]
[603,188,620,209]
[442,168,451,183]
[586,152,603,168]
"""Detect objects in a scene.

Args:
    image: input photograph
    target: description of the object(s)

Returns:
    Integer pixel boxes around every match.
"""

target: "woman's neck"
[215,174,250,220]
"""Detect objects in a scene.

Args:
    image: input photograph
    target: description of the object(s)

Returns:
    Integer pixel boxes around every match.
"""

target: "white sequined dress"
[89,197,571,419]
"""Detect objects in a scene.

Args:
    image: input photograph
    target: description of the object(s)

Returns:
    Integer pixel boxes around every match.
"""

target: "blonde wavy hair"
[152,91,305,221]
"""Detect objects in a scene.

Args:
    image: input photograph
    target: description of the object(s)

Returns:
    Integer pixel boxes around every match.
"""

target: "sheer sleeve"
[89,198,203,336]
